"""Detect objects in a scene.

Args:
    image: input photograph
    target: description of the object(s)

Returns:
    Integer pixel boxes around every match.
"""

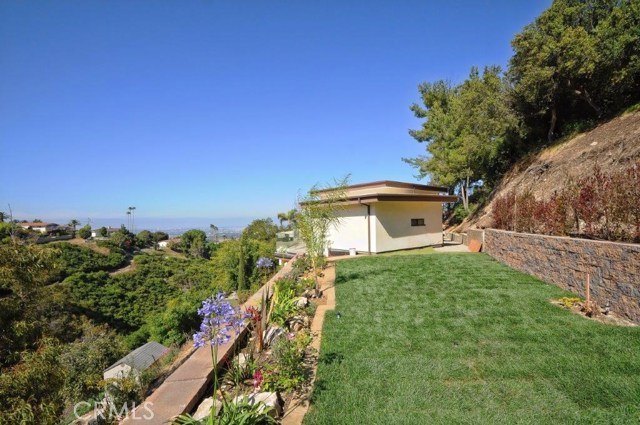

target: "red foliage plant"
[491,160,640,243]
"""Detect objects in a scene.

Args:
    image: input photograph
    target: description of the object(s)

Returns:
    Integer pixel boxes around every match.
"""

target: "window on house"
[411,218,425,226]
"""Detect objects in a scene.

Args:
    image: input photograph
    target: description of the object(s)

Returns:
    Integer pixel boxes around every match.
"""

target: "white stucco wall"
[327,204,372,253]
[374,201,443,252]
[327,201,443,254]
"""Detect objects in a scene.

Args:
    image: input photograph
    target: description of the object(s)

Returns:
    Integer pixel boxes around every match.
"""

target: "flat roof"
[313,180,449,194]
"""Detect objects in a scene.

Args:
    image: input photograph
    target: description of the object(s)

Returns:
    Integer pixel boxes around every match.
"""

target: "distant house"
[158,237,180,248]
[103,341,169,381]
[17,222,58,233]
[305,180,458,254]
[91,227,120,238]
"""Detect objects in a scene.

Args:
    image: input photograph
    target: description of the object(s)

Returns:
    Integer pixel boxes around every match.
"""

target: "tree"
[180,229,208,258]
[111,225,136,251]
[277,212,287,228]
[297,176,349,294]
[243,218,278,243]
[135,230,153,248]
[68,219,80,232]
[405,67,517,210]
[209,224,218,242]
[237,235,247,290]
[98,226,108,237]
[286,209,298,229]
[152,231,169,243]
[0,212,6,223]
[77,225,92,240]
[0,242,62,365]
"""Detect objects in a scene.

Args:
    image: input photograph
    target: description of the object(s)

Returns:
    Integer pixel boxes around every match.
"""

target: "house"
[309,180,458,254]
[103,341,169,381]
[158,237,180,248]
[91,227,120,238]
[17,222,59,233]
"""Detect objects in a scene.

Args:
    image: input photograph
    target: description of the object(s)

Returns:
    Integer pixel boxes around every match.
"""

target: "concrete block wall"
[484,229,640,323]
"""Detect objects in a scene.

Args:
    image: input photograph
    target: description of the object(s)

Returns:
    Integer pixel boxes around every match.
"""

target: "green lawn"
[304,254,640,425]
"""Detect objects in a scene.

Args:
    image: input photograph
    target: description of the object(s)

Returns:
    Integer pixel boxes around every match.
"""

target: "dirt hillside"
[456,110,640,232]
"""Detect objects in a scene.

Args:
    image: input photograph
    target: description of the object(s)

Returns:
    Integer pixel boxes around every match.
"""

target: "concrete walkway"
[433,243,470,253]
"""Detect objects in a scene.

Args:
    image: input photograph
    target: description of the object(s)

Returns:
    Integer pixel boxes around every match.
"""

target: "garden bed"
[178,256,328,424]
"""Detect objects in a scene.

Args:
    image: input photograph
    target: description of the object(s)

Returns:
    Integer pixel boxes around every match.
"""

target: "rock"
[288,315,308,331]
[232,392,282,418]
[263,326,285,347]
[192,397,222,420]
[237,352,248,367]
[294,296,308,308]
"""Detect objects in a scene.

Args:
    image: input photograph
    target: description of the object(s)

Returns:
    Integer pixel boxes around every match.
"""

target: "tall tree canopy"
[405,66,517,209]
[406,0,640,211]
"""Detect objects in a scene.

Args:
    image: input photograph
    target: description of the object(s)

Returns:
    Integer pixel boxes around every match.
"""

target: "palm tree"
[68,219,80,232]
[277,212,288,228]
[130,206,136,233]
[209,224,218,242]
[126,210,131,230]
[286,209,298,229]
[126,206,137,232]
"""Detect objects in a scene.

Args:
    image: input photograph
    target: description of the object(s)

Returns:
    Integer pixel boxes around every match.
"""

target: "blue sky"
[0,0,550,228]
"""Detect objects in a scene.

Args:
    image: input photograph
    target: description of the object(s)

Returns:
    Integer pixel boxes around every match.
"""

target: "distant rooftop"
[104,341,169,373]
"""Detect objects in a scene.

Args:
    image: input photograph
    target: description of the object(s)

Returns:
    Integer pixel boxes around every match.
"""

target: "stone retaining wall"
[484,229,640,323]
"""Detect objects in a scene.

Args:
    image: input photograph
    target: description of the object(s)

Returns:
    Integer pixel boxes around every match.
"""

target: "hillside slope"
[457,110,640,231]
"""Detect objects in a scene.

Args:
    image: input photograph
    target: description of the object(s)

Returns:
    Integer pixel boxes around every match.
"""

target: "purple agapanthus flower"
[256,257,274,269]
[193,292,249,349]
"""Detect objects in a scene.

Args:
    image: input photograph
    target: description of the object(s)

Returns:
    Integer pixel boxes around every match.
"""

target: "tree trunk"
[575,87,601,117]
[461,178,470,211]
[548,104,557,143]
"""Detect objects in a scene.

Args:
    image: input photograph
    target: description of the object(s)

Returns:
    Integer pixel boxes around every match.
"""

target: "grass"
[379,246,435,256]
[304,254,640,425]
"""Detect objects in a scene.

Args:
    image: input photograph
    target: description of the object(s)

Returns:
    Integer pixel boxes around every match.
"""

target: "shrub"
[262,331,311,393]
[491,160,640,243]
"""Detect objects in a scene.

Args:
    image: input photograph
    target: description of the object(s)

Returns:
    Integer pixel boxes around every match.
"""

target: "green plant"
[173,397,276,425]
[270,287,298,327]
[262,331,311,393]
[225,349,257,388]
[560,297,583,308]
[274,277,304,296]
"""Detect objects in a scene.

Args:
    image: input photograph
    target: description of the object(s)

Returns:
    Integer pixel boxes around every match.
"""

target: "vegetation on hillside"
[492,160,640,242]
[0,218,279,424]
[406,0,640,218]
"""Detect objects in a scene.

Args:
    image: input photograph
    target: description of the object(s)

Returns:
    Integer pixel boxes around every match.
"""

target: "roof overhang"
[312,180,449,194]
[302,193,458,206]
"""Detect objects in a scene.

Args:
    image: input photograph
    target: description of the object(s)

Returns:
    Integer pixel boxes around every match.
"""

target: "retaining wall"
[484,229,640,323]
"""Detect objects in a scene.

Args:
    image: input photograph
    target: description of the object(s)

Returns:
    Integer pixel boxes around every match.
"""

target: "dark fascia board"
[312,180,450,194]
[301,193,459,206]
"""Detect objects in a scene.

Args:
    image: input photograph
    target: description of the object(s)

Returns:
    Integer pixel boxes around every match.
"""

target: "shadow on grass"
[319,351,344,365]
[334,272,362,285]
[309,379,330,403]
